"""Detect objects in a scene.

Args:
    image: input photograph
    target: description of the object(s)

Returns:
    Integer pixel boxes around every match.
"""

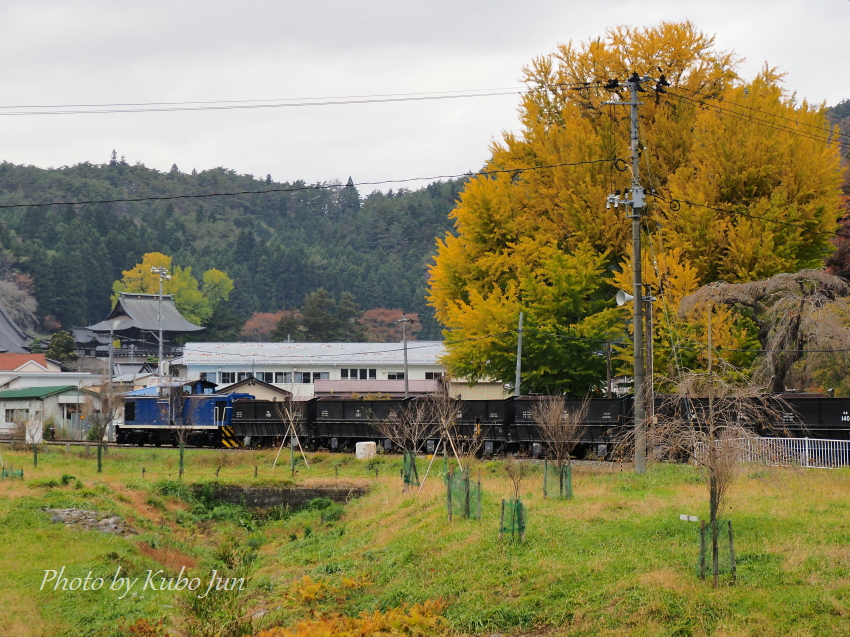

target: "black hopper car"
[123,387,850,452]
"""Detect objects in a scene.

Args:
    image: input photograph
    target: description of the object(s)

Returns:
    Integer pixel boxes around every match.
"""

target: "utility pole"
[151,266,171,381]
[605,72,648,474]
[396,312,412,398]
[514,312,524,397]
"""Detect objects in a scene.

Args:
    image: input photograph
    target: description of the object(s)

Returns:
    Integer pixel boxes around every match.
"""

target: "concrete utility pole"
[514,312,524,397]
[151,266,172,380]
[605,72,648,474]
[396,312,412,398]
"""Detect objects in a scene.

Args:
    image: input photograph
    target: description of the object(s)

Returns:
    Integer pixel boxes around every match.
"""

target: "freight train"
[115,383,850,452]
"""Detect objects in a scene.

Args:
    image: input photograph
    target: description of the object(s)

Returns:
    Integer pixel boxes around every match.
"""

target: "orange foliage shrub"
[360,308,421,343]
[240,311,285,341]
[255,600,448,637]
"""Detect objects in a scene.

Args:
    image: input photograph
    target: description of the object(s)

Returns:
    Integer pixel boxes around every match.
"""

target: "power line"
[664,90,849,149]
[0,81,601,117]
[674,85,850,141]
[0,90,524,117]
[0,87,527,111]
[649,192,847,241]
[0,157,619,210]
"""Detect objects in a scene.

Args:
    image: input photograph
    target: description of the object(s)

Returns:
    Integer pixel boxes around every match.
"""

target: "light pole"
[396,312,412,398]
[151,266,171,380]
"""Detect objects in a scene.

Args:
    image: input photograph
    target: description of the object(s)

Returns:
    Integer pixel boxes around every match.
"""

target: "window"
[220,372,235,384]
[256,372,273,383]
[199,372,214,382]
[388,371,405,380]
[124,402,136,421]
[313,372,329,381]
[294,372,311,384]
[237,372,255,382]
[275,372,284,383]
[341,369,376,380]
[425,372,443,380]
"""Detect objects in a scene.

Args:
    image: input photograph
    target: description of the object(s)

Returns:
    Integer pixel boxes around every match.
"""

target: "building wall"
[178,362,445,399]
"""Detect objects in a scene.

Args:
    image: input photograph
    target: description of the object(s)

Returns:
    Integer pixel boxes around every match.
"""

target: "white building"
[169,342,508,400]
[0,353,97,391]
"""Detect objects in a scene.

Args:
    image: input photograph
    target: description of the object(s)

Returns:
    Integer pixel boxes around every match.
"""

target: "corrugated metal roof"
[0,385,79,399]
[87,293,203,334]
[173,341,445,366]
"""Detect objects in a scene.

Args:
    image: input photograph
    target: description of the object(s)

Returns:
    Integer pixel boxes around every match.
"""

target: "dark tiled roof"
[87,293,203,334]
[0,300,30,353]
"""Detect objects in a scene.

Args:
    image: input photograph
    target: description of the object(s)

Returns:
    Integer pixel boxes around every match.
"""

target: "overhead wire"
[0,81,602,117]
[673,84,850,142]
[0,157,620,210]
[663,89,849,149]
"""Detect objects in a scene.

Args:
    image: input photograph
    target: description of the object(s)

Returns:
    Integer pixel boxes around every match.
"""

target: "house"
[0,385,101,442]
[0,353,62,373]
[170,341,508,400]
[0,352,97,392]
[217,376,292,401]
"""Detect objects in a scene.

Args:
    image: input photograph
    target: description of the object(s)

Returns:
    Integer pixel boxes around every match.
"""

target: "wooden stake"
[699,520,706,579]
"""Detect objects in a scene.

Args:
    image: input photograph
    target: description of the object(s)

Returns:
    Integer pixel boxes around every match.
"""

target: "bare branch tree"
[23,415,43,468]
[503,455,534,502]
[158,383,194,479]
[533,395,589,498]
[533,395,588,468]
[370,400,436,455]
[85,393,121,474]
[429,381,488,473]
[648,370,789,586]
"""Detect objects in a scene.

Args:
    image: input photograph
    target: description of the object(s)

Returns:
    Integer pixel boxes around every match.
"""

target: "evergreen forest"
[0,155,465,340]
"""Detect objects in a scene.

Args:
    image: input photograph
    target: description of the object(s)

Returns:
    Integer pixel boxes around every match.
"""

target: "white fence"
[697,437,850,469]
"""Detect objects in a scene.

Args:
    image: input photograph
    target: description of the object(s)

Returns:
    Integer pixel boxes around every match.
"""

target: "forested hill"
[0,158,466,340]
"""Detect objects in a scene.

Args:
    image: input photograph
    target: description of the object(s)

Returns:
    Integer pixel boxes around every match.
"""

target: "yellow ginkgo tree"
[428,21,843,393]
[112,252,233,326]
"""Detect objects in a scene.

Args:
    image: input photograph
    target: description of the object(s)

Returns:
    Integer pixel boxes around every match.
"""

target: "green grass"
[1,444,850,635]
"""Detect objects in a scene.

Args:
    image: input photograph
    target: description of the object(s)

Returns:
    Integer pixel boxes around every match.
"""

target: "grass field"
[1,442,849,636]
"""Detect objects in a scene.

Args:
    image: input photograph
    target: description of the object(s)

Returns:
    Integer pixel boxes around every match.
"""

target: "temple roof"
[0,300,31,353]
[86,293,203,335]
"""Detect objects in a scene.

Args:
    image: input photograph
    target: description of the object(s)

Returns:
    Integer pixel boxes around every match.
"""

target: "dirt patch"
[137,541,198,571]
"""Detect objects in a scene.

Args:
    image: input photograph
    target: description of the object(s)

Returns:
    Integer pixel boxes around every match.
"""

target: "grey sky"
[0,1,846,191]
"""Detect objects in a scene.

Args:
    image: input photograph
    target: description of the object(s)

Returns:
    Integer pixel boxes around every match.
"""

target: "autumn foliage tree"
[428,21,843,393]
[112,252,233,326]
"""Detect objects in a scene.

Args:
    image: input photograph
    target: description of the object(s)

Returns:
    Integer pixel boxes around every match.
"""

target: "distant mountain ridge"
[0,158,466,340]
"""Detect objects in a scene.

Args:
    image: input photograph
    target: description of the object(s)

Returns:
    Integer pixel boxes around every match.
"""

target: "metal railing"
[696,437,850,469]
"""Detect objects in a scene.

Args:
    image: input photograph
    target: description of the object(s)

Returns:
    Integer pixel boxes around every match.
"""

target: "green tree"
[428,21,843,392]
[112,252,233,326]
[45,330,78,364]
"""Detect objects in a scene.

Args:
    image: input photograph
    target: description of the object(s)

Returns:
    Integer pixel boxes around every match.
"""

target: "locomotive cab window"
[124,401,136,421]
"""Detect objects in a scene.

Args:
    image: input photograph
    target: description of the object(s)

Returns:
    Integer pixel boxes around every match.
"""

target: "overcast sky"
[0,1,846,191]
